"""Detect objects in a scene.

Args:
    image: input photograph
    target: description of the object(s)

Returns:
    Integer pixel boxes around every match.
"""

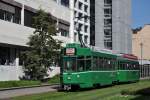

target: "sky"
[132,0,150,28]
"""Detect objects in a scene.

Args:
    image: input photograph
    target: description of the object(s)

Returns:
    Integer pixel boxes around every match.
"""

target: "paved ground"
[0,85,59,99]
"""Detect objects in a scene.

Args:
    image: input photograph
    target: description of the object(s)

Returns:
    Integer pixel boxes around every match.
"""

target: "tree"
[132,27,142,34]
[22,9,61,80]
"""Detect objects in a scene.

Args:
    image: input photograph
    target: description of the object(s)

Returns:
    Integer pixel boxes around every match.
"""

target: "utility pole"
[140,42,143,77]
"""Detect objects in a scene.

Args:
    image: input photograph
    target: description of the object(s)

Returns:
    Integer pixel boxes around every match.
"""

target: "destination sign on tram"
[66,48,75,55]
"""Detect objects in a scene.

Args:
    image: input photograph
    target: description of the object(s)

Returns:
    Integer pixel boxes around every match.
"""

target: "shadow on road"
[131,87,150,100]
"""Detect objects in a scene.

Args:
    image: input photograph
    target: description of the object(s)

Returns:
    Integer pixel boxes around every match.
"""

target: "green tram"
[60,43,140,90]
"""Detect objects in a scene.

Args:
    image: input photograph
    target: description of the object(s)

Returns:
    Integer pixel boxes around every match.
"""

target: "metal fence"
[140,64,150,79]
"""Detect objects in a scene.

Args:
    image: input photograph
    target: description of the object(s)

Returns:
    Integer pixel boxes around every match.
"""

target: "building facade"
[132,25,150,78]
[69,0,90,45]
[0,0,70,66]
[0,0,71,81]
[132,25,150,61]
[91,0,132,54]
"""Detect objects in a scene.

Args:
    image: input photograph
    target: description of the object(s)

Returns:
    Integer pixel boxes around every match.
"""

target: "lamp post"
[140,42,143,66]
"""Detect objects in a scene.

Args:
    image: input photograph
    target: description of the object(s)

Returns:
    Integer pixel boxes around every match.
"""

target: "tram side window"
[93,57,98,70]
[103,58,108,70]
[134,63,137,70]
[107,59,110,70]
[96,57,99,70]
[118,61,120,70]
[102,58,106,70]
[126,63,131,70]
[120,62,125,70]
[136,63,140,70]
[130,63,135,70]
[133,63,139,70]
[86,56,91,71]
[130,63,134,70]
[64,58,76,72]
[99,57,103,70]
[126,63,129,70]
[77,56,85,71]
[110,59,115,70]
[112,59,116,70]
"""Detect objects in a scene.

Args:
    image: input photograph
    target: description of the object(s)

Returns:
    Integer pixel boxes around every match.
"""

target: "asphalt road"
[0,85,59,99]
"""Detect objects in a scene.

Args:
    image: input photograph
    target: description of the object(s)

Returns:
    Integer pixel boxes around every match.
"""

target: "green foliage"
[48,75,60,84]
[132,27,142,33]
[22,9,62,80]
[0,80,41,89]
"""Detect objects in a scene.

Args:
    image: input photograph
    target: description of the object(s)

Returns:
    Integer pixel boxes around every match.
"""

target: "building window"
[104,39,112,50]
[84,0,88,3]
[84,35,88,44]
[84,5,88,12]
[78,13,83,21]
[74,0,77,7]
[104,0,112,6]
[74,32,77,42]
[104,19,112,27]
[61,0,69,7]
[104,8,112,17]
[0,9,21,24]
[90,0,95,46]
[0,2,21,24]
[78,2,83,10]
[78,23,83,31]
[74,21,77,29]
[24,10,36,27]
[84,16,88,23]
[5,12,13,22]
[60,29,69,37]
[104,29,111,36]
[84,25,88,33]
[74,11,77,17]
[0,9,5,20]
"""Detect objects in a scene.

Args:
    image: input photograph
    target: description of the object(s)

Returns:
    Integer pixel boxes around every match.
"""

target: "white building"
[0,0,91,81]
[0,0,71,81]
[69,0,90,45]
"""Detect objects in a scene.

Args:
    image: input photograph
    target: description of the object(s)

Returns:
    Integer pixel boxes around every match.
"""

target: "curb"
[0,83,59,91]
[140,77,150,80]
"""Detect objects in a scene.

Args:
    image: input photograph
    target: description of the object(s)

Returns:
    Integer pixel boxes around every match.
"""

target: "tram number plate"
[66,48,75,55]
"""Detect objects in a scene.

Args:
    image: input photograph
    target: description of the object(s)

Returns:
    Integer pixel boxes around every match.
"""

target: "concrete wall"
[0,66,24,81]
[112,0,132,53]
[14,0,70,22]
[47,67,60,78]
[0,19,34,46]
[95,0,132,53]
[0,66,60,81]
[95,0,104,49]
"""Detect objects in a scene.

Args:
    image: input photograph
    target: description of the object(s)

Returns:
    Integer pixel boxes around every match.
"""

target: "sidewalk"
[0,85,59,99]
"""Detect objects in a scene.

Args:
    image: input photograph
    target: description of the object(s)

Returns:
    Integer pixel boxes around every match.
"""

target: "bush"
[48,75,60,84]
[121,89,136,95]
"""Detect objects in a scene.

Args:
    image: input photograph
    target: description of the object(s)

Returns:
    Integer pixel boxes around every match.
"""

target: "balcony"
[0,19,34,46]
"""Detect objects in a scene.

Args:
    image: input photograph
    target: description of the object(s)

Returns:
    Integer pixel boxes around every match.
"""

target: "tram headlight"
[68,77,71,80]
[77,75,80,78]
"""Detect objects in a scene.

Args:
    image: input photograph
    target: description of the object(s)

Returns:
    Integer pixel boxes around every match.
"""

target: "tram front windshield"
[63,57,76,72]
